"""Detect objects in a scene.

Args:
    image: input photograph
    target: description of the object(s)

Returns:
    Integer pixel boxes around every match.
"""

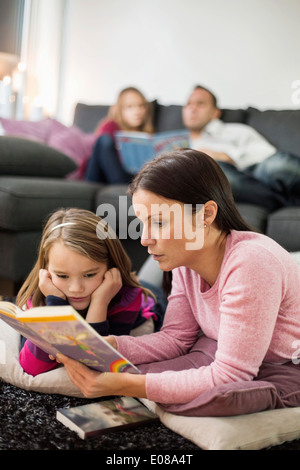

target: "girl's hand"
[39,269,66,299]
[86,268,122,323]
[91,267,122,305]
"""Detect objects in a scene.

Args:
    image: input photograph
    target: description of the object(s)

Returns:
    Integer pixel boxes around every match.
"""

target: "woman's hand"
[56,353,147,399]
[57,354,117,398]
[39,269,66,299]
[105,335,118,350]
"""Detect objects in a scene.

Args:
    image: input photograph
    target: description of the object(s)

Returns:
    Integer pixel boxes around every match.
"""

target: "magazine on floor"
[56,397,158,439]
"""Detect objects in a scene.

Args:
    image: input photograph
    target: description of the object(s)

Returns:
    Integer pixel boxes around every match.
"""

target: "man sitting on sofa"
[182,85,300,211]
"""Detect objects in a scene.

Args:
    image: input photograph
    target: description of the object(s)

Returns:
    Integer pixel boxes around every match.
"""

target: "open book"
[115,129,190,174]
[0,301,139,374]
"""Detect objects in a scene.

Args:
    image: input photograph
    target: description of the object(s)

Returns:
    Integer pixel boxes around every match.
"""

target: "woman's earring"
[204,224,207,228]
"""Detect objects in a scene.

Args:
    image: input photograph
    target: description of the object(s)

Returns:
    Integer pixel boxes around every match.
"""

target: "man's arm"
[200,148,235,164]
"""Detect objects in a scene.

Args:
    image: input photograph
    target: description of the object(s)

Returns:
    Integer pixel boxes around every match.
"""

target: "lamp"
[0,52,28,119]
[0,52,19,80]
[0,52,19,118]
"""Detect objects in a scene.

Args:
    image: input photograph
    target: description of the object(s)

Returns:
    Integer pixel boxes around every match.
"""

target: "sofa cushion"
[0,231,42,281]
[73,103,110,133]
[236,203,269,232]
[220,108,248,123]
[154,103,184,132]
[246,107,300,157]
[266,207,300,252]
[0,136,77,178]
[0,176,101,231]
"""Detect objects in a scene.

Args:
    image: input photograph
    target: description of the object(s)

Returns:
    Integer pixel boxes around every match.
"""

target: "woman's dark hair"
[129,148,253,233]
[129,149,254,295]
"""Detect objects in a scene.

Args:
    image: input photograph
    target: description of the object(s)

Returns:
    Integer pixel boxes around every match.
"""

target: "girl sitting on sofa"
[84,87,154,184]
[17,208,164,377]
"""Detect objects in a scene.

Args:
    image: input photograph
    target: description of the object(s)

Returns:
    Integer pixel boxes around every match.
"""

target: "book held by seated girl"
[115,129,190,174]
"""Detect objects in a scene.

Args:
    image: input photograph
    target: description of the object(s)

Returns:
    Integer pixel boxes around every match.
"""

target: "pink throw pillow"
[47,122,97,180]
[0,117,52,142]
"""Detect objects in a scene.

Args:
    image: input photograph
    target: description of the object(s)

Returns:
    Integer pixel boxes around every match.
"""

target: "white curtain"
[23,0,66,119]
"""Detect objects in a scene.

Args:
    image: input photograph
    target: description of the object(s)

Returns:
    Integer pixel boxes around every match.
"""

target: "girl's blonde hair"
[108,87,154,133]
[16,208,151,308]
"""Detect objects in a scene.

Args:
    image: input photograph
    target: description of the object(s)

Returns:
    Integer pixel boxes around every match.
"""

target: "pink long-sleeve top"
[116,230,300,405]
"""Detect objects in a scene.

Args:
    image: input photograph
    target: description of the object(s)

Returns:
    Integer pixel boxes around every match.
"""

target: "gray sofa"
[0,102,300,297]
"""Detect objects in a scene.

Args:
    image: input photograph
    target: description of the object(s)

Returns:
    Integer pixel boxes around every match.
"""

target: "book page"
[0,315,58,356]
[115,131,154,174]
[19,307,139,373]
[153,130,190,154]
[0,301,21,317]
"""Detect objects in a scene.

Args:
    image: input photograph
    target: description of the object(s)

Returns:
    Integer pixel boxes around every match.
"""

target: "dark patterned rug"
[0,379,200,452]
[1,379,300,453]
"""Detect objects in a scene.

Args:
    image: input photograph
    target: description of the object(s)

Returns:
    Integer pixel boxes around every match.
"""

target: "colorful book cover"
[56,397,158,439]
[0,302,139,374]
[115,129,190,174]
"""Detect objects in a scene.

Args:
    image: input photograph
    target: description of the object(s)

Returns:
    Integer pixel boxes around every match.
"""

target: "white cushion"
[141,399,300,451]
[0,319,84,397]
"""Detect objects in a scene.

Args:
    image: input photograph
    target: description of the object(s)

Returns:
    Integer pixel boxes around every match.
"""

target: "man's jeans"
[218,151,300,211]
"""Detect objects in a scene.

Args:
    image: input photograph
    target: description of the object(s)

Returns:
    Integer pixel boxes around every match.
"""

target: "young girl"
[17,208,161,377]
[84,87,154,184]
[58,150,300,418]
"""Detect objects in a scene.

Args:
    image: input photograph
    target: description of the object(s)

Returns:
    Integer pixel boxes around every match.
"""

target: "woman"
[58,149,300,417]
[84,87,154,184]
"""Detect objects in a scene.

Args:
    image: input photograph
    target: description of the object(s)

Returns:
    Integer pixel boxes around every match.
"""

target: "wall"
[54,0,300,124]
